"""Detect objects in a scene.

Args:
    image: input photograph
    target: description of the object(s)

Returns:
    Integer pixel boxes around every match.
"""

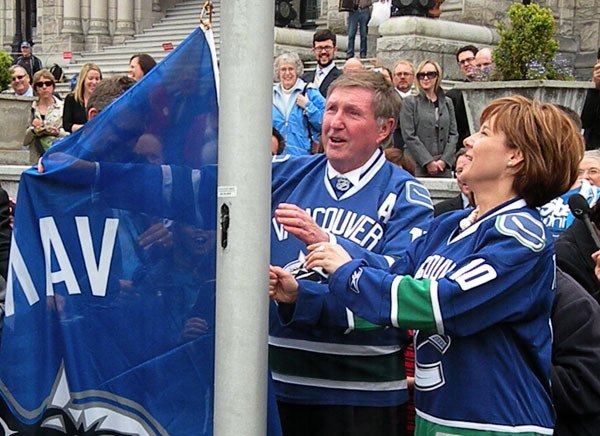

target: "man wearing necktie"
[301,29,342,97]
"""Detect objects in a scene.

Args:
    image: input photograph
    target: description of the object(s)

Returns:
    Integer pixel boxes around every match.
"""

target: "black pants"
[277,401,407,436]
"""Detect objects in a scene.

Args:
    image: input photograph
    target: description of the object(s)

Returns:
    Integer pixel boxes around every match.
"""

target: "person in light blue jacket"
[273,52,325,155]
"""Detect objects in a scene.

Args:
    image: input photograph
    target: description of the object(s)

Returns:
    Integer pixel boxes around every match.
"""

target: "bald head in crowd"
[343,58,364,74]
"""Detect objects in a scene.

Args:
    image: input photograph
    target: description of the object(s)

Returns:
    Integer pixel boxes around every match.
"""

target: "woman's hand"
[425,161,439,176]
[305,243,352,275]
[31,118,43,128]
[269,266,299,303]
[296,94,309,109]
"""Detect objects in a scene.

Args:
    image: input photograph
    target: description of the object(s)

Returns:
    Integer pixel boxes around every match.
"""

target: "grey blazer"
[400,90,458,169]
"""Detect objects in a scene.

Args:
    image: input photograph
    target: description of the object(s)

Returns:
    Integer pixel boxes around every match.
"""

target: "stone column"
[113,0,135,44]
[86,0,111,50]
[61,0,85,51]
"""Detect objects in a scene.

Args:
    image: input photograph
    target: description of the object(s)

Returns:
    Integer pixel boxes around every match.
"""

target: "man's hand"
[182,317,209,341]
[592,249,600,281]
[274,203,329,245]
[269,266,299,303]
[138,221,173,250]
[305,243,352,275]
[593,61,600,89]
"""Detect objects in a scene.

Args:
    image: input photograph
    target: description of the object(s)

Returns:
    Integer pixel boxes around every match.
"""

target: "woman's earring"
[507,159,513,167]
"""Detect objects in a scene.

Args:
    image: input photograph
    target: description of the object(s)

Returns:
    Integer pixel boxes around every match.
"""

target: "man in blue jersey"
[39,71,433,435]
[269,71,433,436]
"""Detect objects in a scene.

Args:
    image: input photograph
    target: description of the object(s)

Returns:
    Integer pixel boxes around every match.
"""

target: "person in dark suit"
[300,29,342,98]
[446,45,478,152]
[581,47,600,150]
[0,187,12,281]
[434,148,474,216]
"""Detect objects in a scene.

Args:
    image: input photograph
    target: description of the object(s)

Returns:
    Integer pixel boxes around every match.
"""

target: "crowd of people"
[1,30,600,436]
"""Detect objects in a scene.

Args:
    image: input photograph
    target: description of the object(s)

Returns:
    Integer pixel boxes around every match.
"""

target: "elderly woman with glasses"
[400,59,458,177]
[23,69,67,159]
[272,52,325,156]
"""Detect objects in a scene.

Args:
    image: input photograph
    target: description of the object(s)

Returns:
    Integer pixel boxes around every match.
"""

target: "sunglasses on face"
[12,75,26,82]
[416,71,438,80]
[35,81,54,88]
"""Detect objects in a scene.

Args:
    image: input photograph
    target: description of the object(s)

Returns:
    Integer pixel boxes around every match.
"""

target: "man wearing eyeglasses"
[6,65,34,97]
[446,45,478,152]
[301,29,342,97]
[391,60,415,149]
[12,41,43,82]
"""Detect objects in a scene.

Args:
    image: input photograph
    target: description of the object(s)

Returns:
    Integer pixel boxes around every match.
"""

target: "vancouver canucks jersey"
[269,150,434,406]
[328,198,555,435]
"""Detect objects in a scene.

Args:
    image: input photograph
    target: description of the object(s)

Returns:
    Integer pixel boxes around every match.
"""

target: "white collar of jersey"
[325,148,385,200]
[450,197,527,243]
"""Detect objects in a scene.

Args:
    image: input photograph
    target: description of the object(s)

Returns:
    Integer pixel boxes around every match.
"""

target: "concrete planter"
[453,80,594,133]
[0,94,36,165]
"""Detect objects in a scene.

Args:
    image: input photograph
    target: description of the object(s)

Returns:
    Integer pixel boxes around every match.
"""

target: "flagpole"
[214,0,275,434]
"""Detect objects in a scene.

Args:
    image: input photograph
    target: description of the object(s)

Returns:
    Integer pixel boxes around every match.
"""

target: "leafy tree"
[0,51,12,91]
[493,3,571,81]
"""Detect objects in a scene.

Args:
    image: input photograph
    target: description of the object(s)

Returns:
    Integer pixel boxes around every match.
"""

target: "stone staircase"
[57,0,220,94]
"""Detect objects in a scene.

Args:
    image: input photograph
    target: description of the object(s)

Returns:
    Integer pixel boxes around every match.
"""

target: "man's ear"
[87,108,98,121]
[376,117,395,144]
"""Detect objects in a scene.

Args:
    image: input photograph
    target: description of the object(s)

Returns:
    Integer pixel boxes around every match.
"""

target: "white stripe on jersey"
[268,336,402,356]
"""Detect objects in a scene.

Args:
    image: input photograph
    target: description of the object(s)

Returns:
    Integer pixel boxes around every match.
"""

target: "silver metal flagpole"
[214,0,274,434]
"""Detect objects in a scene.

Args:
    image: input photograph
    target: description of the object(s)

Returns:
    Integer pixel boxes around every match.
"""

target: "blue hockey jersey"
[328,198,555,435]
[269,150,434,407]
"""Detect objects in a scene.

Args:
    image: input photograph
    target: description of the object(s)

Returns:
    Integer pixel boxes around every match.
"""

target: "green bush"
[493,3,572,81]
[0,51,12,91]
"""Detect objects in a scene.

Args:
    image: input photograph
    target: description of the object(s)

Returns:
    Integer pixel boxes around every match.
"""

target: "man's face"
[313,39,336,68]
[21,46,31,57]
[322,87,393,173]
[393,63,414,93]
[11,68,30,94]
[454,155,471,197]
[457,50,477,80]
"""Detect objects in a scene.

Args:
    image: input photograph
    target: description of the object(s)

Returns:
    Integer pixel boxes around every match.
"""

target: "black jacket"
[0,187,11,281]
[301,66,341,98]
[446,87,470,152]
[433,194,464,217]
[555,219,600,303]
[552,269,600,436]
[581,88,600,150]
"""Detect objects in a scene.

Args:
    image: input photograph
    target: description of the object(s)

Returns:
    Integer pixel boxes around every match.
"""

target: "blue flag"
[0,27,220,434]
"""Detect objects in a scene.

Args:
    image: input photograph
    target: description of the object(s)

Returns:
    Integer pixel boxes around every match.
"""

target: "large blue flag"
[0,27,220,434]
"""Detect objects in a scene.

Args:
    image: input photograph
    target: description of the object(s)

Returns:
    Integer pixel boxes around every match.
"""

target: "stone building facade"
[1,0,599,75]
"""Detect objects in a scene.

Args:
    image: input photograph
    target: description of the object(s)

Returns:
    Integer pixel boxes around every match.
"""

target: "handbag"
[368,0,391,26]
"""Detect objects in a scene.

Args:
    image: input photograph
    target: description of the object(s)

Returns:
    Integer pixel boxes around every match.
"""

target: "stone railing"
[0,94,37,167]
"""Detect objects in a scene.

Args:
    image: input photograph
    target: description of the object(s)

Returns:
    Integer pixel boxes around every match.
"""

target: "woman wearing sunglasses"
[400,59,458,177]
[23,69,67,159]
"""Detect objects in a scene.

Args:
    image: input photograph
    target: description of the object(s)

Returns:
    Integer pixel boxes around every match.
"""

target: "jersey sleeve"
[335,178,433,269]
[329,213,554,336]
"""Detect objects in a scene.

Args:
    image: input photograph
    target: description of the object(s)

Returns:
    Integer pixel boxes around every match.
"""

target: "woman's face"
[461,116,519,189]
[34,76,54,98]
[578,157,600,187]
[278,63,298,90]
[129,57,144,82]
[84,70,101,95]
[416,63,438,92]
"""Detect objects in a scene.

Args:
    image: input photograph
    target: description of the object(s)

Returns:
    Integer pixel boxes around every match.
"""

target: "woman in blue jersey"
[270,95,584,436]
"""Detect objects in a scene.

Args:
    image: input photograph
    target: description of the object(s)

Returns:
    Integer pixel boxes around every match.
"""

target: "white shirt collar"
[316,63,335,78]
[326,149,382,186]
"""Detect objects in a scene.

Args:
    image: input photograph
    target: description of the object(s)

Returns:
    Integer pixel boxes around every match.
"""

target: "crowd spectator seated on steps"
[346,0,372,60]
[300,30,341,97]
[581,47,600,150]
[63,63,102,133]
[272,52,325,156]
[392,60,416,148]
[3,65,33,97]
[446,45,478,151]
[23,69,67,160]
[129,53,157,82]
[434,148,475,216]
[342,57,364,74]
[12,41,42,82]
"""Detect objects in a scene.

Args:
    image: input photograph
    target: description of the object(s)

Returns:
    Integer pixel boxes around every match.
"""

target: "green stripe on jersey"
[270,345,406,384]
[353,314,385,331]
[396,276,437,330]
[415,415,552,436]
